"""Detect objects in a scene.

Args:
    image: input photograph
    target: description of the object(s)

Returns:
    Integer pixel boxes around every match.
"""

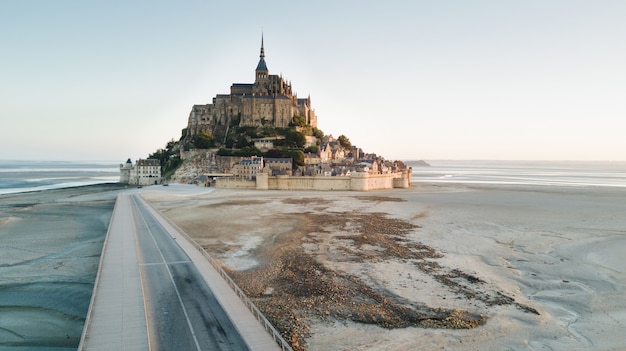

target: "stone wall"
[266,174,352,191]
[244,170,411,191]
[214,177,256,189]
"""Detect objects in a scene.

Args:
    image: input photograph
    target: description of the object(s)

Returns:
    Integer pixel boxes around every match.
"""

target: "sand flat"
[143,183,626,350]
[0,184,126,350]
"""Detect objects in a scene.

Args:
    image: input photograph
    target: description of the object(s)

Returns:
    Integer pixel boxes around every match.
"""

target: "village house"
[265,158,292,175]
[304,153,321,166]
[231,156,264,179]
[319,143,332,163]
[253,137,284,152]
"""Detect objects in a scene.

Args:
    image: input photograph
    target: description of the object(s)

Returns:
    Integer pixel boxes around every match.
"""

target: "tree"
[224,135,237,148]
[148,148,167,165]
[235,135,250,148]
[239,146,263,157]
[217,148,234,156]
[266,149,282,158]
[166,138,176,150]
[290,115,307,127]
[305,145,318,154]
[337,134,352,150]
[163,156,182,180]
[148,139,183,179]
[312,127,324,139]
[285,130,306,148]
[287,149,305,168]
[192,130,215,149]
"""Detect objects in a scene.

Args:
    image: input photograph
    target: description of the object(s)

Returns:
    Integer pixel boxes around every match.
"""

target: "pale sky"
[1,1,625,161]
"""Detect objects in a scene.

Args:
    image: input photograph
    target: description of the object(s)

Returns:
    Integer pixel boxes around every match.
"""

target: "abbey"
[186,36,317,139]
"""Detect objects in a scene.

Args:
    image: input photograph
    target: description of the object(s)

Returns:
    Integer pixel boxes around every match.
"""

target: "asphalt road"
[129,194,249,351]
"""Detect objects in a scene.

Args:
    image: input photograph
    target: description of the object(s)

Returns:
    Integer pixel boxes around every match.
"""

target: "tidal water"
[0,160,120,195]
[409,160,626,188]
[0,161,123,350]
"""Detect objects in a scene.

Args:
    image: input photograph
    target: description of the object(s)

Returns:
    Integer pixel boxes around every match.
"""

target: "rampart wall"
[215,169,411,191]
[214,178,256,190]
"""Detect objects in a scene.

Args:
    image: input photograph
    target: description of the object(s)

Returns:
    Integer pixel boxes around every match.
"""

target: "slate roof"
[256,58,268,71]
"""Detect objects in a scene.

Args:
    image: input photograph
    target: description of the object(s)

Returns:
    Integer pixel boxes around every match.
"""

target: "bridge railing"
[144,198,293,351]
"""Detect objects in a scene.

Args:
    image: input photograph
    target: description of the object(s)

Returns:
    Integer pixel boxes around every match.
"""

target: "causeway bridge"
[78,191,290,350]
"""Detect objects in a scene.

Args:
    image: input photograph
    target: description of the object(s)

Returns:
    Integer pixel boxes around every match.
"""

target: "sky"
[1,1,625,162]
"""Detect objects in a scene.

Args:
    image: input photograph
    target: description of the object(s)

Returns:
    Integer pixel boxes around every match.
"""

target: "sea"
[408,160,626,188]
[0,160,121,195]
[0,160,121,350]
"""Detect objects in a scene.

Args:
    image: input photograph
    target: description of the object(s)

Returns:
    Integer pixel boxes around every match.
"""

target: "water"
[0,161,124,350]
[409,160,626,188]
[0,160,120,195]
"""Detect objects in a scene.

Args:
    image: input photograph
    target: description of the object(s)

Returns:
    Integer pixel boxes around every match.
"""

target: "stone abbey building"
[186,36,317,139]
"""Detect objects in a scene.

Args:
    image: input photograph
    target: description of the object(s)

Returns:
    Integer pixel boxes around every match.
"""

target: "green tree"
[275,128,291,136]
[217,148,234,156]
[273,138,286,147]
[287,149,305,168]
[237,126,261,139]
[239,146,263,157]
[290,115,307,127]
[192,130,215,149]
[149,139,183,179]
[148,148,167,165]
[261,126,278,137]
[166,139,176,150]
[163,156,182,180]
[305,145,318,154]
[337,134,352,150]
[285,130,306,148]
[312,127,324,139]
[235,135,250,148]
[224,135,237,148]
[266,149,282,158]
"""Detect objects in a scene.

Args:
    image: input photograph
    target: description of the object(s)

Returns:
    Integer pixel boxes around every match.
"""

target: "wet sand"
[0,184,126,350]
[143,183,626,351]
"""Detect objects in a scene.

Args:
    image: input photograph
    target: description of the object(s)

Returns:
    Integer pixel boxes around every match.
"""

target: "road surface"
[129,194,250,351]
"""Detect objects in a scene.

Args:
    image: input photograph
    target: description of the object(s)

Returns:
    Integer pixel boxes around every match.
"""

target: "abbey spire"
[255,34,268,81]
[260,34,265,59]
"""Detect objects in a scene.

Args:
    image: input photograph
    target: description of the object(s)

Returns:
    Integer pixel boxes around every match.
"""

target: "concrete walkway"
[79,192,284,350]
[78,193,148,350]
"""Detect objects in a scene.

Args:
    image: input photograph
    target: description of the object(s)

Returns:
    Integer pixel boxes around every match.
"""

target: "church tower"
[255,34,269,84]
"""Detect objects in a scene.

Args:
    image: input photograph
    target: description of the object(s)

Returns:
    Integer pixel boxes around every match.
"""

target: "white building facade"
[120,158,162,185]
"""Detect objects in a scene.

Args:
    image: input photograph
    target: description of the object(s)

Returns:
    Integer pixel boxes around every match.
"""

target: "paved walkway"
[79,192,283,350]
